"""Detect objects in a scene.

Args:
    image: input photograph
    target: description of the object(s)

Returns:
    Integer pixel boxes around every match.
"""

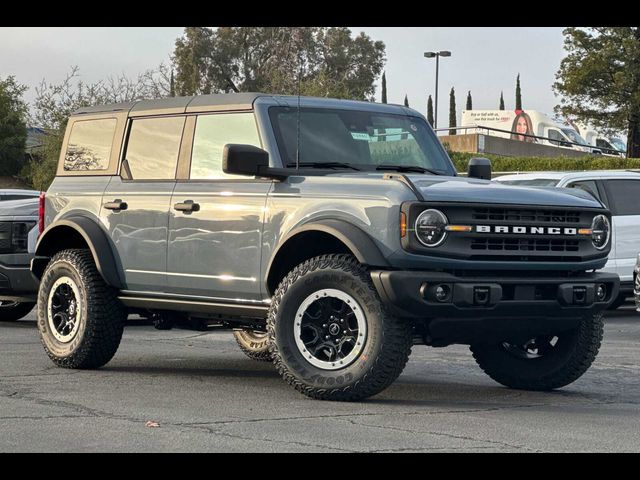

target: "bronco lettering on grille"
[476,226,578,235]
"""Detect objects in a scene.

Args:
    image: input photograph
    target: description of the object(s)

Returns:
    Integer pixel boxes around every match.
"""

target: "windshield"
[610,137,626,152]
[561,128,588,145]
[268,107,455,174]
[498,178,561,187]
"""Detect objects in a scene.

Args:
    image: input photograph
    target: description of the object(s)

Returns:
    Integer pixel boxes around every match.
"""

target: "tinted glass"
[269,107,455,174]
[190,113,261,180]
[604,180,640,215]
[567,180,601,201]
[64,119,116,171]
[125,117,185,180]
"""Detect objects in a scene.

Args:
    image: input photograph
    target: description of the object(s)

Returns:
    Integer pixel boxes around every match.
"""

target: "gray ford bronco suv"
[32,93,618,401]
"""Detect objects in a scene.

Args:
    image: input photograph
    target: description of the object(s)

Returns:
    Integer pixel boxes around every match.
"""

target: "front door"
[167,112,271,302]
[100,115,186,292]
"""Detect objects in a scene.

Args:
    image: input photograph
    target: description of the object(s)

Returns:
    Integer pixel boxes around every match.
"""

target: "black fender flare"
[266,218,389,280]
[32,217,125,289]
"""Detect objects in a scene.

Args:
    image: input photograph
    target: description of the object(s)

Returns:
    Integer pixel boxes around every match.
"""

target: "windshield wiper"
[375,164,441,175]
[286,162,361,171]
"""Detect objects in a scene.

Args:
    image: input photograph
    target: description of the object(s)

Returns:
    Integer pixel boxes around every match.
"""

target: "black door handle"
[174,200,200,213]
[104,199,128,211]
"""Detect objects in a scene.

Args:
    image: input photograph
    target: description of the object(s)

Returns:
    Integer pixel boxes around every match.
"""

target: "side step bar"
[118,295,269,318]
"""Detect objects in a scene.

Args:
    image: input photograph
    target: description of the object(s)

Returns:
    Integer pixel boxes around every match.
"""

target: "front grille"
[0,222,11,253]
[471,238,580,252]
[472,208,581,223]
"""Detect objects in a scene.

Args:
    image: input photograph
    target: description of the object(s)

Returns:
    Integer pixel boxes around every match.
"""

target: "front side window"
[604,180,640,215]
[268,107,455,174]
[567,180,601,201]
[124,117,185,180]
[64,118,116,171]
[190,113,261,180]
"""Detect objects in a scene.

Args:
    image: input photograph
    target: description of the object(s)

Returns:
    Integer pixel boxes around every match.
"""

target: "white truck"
[460,110,600,154]
[573,122,626,157]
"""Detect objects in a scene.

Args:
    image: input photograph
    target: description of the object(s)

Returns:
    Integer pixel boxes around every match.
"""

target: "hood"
[0,198,39,218]
[408,175,603,208]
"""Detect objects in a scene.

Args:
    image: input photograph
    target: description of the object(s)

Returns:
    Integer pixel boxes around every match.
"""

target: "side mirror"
[467,157,492,180]
[223,144,269,177]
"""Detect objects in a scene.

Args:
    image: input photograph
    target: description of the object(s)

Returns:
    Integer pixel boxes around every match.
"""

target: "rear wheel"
[233,330,271,362]
[37,249,126,369]
[470,313,604,391]
[635,274,640,312]
[0,301,35,322]
[269,254,412,401]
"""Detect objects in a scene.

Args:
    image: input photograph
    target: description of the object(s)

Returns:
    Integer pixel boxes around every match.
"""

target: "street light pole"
[424,50,451,130]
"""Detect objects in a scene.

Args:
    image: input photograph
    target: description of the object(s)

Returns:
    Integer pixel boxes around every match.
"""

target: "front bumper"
[371,270,620,345]
[0,254,38,301]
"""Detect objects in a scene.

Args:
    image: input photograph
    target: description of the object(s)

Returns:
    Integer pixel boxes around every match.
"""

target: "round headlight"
[591,214,610,250]
[415,209,448,247]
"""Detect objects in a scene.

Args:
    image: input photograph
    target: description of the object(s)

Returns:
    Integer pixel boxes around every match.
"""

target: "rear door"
[100,115,186,292]
[601,179,640,283]
[166,112,271,302]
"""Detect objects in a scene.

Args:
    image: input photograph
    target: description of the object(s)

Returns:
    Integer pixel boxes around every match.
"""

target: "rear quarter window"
[604,179,640,215]
[64,118,117,171]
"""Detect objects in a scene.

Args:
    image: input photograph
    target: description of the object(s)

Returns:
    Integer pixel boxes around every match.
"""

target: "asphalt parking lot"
[1,307,639,452]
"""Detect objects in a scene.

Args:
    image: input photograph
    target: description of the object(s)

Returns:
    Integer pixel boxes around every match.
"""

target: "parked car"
[0,194,41,321]
[496,171,640,308]
[31,93,618,401]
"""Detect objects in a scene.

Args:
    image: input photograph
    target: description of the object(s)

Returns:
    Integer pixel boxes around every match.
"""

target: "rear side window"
[190,113,261,180]
[604,180,640,215]
[64,119,117,171]
[124,117,185,180]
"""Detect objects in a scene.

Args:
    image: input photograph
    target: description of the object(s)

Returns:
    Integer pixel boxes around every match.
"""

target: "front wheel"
[0,301,35,322]
[269,254,413,401]
[470,313,604,391]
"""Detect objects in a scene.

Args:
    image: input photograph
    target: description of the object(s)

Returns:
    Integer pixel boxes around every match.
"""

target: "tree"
[499,91,505,110]
[466,90,472,110]
[172,27,386,100]
[404,94,409,107]
[381,71,387,103]
[427,95,434,127]
[170,69,176,98]
[515,73,522,110]
[449,87,457,135]
[0,76,28,176]
[554,27,640,158]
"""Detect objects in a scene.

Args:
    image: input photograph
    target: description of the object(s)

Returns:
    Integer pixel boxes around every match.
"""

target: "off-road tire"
[268,254,412,401]
[470,312,604,391]
[0,302,35,322]
[37,249,126,369]
[233,330,272,362]
[152,313,175,330]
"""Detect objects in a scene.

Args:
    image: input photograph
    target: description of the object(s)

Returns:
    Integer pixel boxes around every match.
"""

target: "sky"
[0,27,566,126]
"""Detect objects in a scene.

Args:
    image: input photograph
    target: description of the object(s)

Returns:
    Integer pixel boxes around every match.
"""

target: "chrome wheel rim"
[294,289,367,371]
[47,276,81,343]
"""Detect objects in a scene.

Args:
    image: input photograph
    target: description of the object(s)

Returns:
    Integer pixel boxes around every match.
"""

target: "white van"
[574,122,626,157]
[495,170,640,309]
[460,110,599,154]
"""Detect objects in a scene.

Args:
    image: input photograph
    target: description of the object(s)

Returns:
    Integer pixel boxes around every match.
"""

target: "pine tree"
[449,87,457,135]
[499,91,505,110]
[466,91,472,110]
[404,94,409,107]
[516,74,522,110]
[381,72,387,104]
[170,69,176,97]
[427,95,434,127]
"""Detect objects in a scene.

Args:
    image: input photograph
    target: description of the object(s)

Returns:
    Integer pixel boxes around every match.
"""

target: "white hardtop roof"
[495,170,640,183]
